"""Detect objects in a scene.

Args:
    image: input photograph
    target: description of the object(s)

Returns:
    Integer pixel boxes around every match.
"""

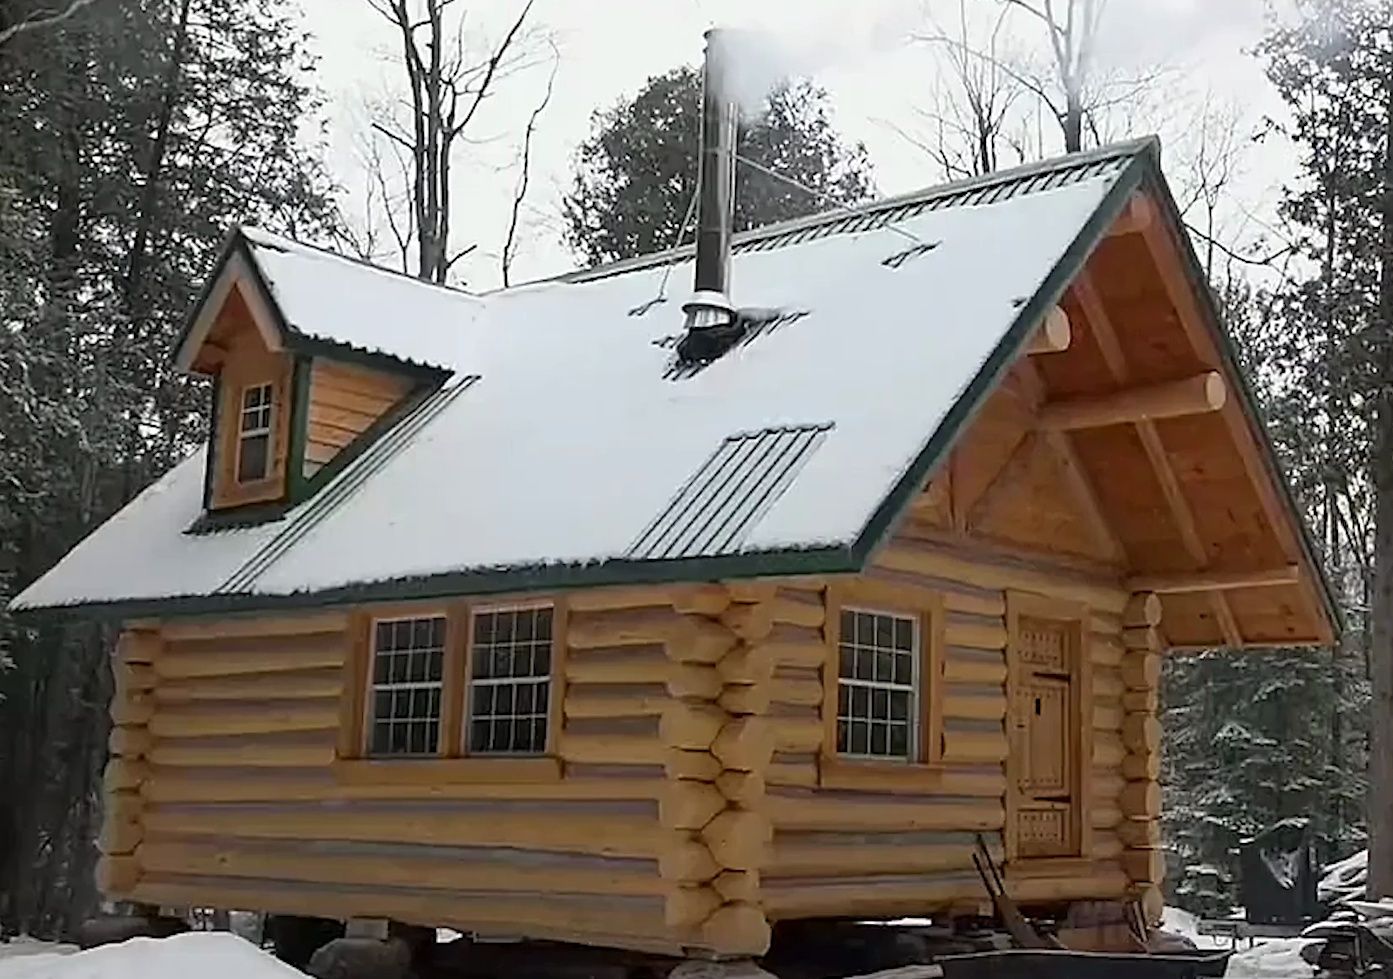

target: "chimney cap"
[682,289,734,316]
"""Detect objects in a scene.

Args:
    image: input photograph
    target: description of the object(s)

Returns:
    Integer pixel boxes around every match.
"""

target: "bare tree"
[0,0,105,48]
[1000,0,1104,152]
[500,42,556,288]
[363,0,537,284]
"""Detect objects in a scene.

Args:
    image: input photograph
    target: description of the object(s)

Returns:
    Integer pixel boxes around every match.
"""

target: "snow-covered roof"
[14,141,1160,616]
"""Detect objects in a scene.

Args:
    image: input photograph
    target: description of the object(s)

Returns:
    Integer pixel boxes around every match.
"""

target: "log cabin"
[12,41,1337,963]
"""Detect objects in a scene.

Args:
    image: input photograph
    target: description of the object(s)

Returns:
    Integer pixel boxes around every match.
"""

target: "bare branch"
[501,43,557,288]
[0,0,105,47]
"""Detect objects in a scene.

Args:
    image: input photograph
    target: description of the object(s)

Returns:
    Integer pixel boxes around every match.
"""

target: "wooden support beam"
[1125,565,1299,595]
[1026,305,1071,355]
[1106,193,1157,237]
[1038,372,1227,431]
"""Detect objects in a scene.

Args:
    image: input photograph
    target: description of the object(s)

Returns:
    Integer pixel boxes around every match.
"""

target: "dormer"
[173,229,459,527]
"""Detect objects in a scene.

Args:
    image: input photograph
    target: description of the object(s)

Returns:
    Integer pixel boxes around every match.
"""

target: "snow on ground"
[0,933,301,979]
[1225,939,1320,979]
[0,939,77,963]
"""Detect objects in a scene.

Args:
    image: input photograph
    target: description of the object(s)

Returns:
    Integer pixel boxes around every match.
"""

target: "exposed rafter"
[1026,306,1071,356]
[1037,371,1226,431]
[1125,566,1300,595]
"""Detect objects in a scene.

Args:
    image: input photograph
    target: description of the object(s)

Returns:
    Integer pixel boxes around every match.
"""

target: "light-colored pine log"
[1118,819,1162,848]
[559,732,665,766]
[1092,771,1126,799]
[1122,714,1162,754]
[1122,847,1166,883]
[566,586,678,613]
[104,757,148,792]
[701,810,771,870]
[671,585,734,616]
[944,692,1007,722]
[661,780,727,831]
[136,839,664,896]
[1026,306,1071,355]
[1091,803,1123,829]
[154,639,345,680]
[700,902,771,956]
[1108,192,1157,236]
[765,794,1002,833]
[770,590,825,628]
[1091,831,1125,861]
[944,617,1008,651]
[761,876,984,919]
[149,740,333,768]
[160,613,346,642]
[715,770,765,806]
[719,682,771,716]
[660,702,727,750]
[1124,565,1299,595]
[1122,653,1161,689]
[1093,733,1126,768]
[116,631,161,665]
[148,702,338,739]
[766,759,818,787]
[714,869,759,904]
[1140,883,1165,926]
[772,676,824,707]
[1122,751,1162,781]
[1122,627,1162,652]
[754,637,826,669]
[565,689,667,719]
[142,806,663,859]
[1123,593,1163,628]
[941,728,1009,764]
[669,616,741,665]
[771,715,823,753]
[717,645,774,685]
[726,582,779,604]
[876,539,1126,612]
[1090,611,1123,636]
[665,885,723,929]
[569,608,682,648]
[660,837,720,882]
[711,716,775,772]
[767,842,983,878]
[722,603,775,641]
[1091,638,1124,668]
[111,694,154,726]
[1009,868,1131,903]
[109,725,152,758]
[566,649,670,685]
[153,670,343,703]
[665,749,723,782]
[1122,688,1159,713]
[861,568,1006,618]
[1038,371,1226,431]
[143,773,661,804]
[942,655,1007,685]
[668,663,723,701]
[113,662,157,696]
[1093,669,1124,698]
[1092,701,1124,731]
[96,854,139,894]
[1120,780,1162,819]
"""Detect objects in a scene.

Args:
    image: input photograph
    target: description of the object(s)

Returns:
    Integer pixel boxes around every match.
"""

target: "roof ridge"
[545,136,1160,288]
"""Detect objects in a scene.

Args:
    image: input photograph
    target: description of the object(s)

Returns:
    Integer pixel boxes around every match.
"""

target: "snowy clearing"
[0,933,299,979]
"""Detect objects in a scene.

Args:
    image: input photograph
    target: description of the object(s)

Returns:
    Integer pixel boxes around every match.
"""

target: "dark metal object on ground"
[971,834,1057,950]
[75,912,188,948]
[1239,818,1319,925]
[934,949,1232,979]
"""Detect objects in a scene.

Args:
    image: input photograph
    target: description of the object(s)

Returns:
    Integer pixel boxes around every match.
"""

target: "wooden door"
[1011,615,1078,858]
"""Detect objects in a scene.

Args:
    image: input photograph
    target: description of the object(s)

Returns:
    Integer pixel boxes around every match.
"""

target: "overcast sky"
[294,0,1290,290]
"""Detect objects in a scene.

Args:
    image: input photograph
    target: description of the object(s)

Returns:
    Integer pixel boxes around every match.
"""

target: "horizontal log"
[129,878,671,954]
[111,694,154,726]
[876,540,1126,612]
[771,590,825,628]
[860,567,1006,618]
[1026,305,1071,355]
[726,582,779,603]
[566,648,670,684]
[701,902,771,957]
[720,682,770,715]
[1122,847,1166,883]
[772,676,824,707]
[1121,652,1162,690]
[943,654,1007,685]
[109,725,152,758]
[660,702,727,750]
[1121,780,1162,819]
[1122,751,1161,781]
[1093,733,1125,768]
[722,602,775,641]
[718,645,774,685]
[944,615,1008,651]
[671,585,735,616]
[96,854,139,895]
[941,728,1008,764]
[666,885,722,929]
[1038,372,1226,431]
[116,631,160,665]
[1090,611,1123,636]
[1091,771,1126,800]
[149,739,334,768]
[113,662,157,697]
[1124,565,1299,595]
[668,663,723,701]
[767,760,818,787]
[665,749,723,782]
[136,839,664,896]
[712,716,775,772]
[768,841,987,878]
[766,794,1003,833]
[716,770,765,807]
[1091,831,1124,861]
[559,732,665,767]
[701,809,771,870]
[1122,688,1159,713]
[148,702,338,739]
[1123,714,1162,754]
[1108,192,1157,237]
[143,773,660,804]
[714,868,759,904]
[100,806,142,855]
[660,837,720,882]
[1092,701,1124,731]
[668,617,741,664]
[565,585,690,613]
[154,670,343,703]
[1091,638,1124,668]
[161,612,347,642]
[1123,592,1163,628]
[661,780,727,831]
[944,692,1007,722]
[104,757,149,793]
[565,689,667,719]
[771,715,823,753]
[154,635,346,680]
[1140,883,1165,927]
[762,875,982,919]
[1091,804,1123,830]
[1009,867,1130,903]
[1093,669,1124,699]
[1118,818,1162,848]
[569,608,682,648]
[1122,627,1162,651]
[143,807,663,859]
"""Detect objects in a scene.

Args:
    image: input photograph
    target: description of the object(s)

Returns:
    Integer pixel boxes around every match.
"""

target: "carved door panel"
[1011,616,1077,859]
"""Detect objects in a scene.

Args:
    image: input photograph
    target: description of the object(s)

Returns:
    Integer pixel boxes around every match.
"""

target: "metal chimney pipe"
[683,28,738,331]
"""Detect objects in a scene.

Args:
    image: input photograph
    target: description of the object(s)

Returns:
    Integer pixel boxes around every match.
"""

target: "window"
[236,382,274,483]
[836,607,918,761]
[366,615,446,756]
[466,605,552,755]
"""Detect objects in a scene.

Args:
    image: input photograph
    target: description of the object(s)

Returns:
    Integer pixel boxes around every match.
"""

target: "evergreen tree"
[562,66,874,265]
[0,0,337,937]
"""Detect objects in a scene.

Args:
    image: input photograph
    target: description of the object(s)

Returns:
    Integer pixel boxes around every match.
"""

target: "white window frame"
[235,381,275,484]
[464,602,554,757]
[835,605,920,762]
[365,614,447,758]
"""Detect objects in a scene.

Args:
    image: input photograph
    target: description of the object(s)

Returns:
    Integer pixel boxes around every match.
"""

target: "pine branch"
[0,0,104,47]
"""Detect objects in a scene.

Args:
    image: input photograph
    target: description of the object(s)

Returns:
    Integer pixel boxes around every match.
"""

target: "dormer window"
[236,382,275,484]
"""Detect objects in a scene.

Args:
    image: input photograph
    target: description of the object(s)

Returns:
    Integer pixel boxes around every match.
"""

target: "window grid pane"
[836,607,917,761]
[236,382,274,483]
[367,615,446,757]
[467,606,553,756]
